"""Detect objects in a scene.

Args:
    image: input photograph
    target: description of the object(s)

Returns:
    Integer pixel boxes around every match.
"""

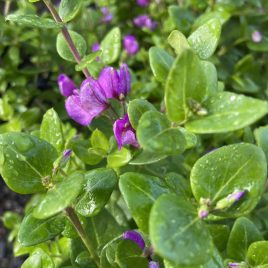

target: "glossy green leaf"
[0,132,57,194]
[75,51,102,72]
[100,27,121,64]
[150,194,213,266]
[5,14,63,29]
[165,49,207,122]
[190,143,267,217]
[188,19,221,59]
[119,172,169,233]
[21,248,55,268]
[247,241,268,267]
[129,150,167,165]
[254,125,268,161]
[107,147,132,168]
[136,111,186,155]
[76,168,117,217]
[57,30,87,62]
[59,0,82,23]
[168,30,190,55]
[33,172,84,219]
[149,47,174,83]
[1,211,21,230]
[90,129,109,152]
[18,213,65,247]
[201,61,218,97]
[40,108,64,154]
[208,224,230,252]
[177,127,198,149]
[186,92,268,133]
[227,217,262,261]
[115,240,148,267]
[127,99,156,130]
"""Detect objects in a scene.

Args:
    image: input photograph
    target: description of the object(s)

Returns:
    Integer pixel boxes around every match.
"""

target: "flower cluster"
[133,14,157,30]
[58,64,138,150]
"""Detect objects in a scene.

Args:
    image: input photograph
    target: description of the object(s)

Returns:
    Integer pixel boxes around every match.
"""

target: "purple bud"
[100,7,113,23]
[228,263,239,268]
[63,149,72,158]
[57,74,76,97]
[91,42,100,53]
[122,230,145,250]
[136,0,150,7]
[251,31,262,43]
[118,64,131,97]
[149,261,159,268]
[198,209,209,219]
[133,14,157,30]
[227,190,245,202]
[123,35,139,55]
[113,114,139,150]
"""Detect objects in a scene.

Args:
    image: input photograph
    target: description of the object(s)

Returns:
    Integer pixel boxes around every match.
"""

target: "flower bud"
[122,230,145,250]
[215,190,245,210]
[123,35,139,55]
[57,74,76,97]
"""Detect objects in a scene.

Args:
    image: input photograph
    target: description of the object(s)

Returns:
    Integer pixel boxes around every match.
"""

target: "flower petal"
[122,230,145,250]
[118,63,131,96]
[57,74,76,97]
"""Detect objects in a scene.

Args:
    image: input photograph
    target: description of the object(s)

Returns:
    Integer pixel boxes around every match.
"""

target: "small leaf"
[129,150,167,165]
[33,172,84,219]
[76,168,117,217]
[137,111,186,155]
[227,217,262,261]
[90,129,109,152]
[107,147,132,168]
[5,14,63,29]
[168,30,190,55]
[254,125,268,161]
[40,108,64,154]
[190,143,267,218]
[150,194,213,266]
[100,27,121,64]
[59,0,82,23]
[127,99,157,130]
[208,224,230,252]
[0,132,57,194]
[119,172,169,233]
[149,47,174,83]
[185,92,268,134]
[188,19,221,59]
[57,30,87,62]
[247,241,268,266]
[75,51,102,72]
[18,213,65,247]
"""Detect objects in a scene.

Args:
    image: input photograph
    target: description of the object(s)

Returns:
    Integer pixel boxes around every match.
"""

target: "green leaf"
[119,172,169,233]
[188,19,221,60]
[168,30,190,55]
[127,99,157,130]
[136,111,186,155]
[129,150,167,165]
[107,147,132,168]
[190,143,267,218]
[22,248,55,268]
[254,125,268,161]
[57,30,87,62]
[75,51,102,72]
[76,168,117,217]
[115,240,148,267]
[40,108,64,154]
[149,47,174,83]
[185,92,268,133]
[201,61,218,97]
[150,194,213,266]
[59,0,82,23]
[100,27,121,64]
[247,241,268,267]
[5,14,63,29]
[165,49,207,123]
[208,224,230,252]
[33,172,84,219]
[90,129,109,152]
[227,217,263,261]
[18,213,65,247]
[0,132,57,194]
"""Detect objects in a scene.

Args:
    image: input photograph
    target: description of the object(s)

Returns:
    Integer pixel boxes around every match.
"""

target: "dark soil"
[0,179,29,268]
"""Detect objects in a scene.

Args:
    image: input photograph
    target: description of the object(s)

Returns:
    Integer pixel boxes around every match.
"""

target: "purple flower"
[198,209,209,219]
[133,14,157,30]
[65,78,108,126]
[251,30,262,43]
[98,64,130,100]
[91,42,100,52]
[100,7,112,23]
[227,190,245,202]
[149,261,159,268]
[228,263,239,268]
[63,149,72,158]
[113,114,139,150]
[57,74,76,97]
[123,35,139,55]
[122,230,145,250]
[136,0,150,7]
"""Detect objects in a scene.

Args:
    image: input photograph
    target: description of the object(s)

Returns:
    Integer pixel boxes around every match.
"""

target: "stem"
[42,0,90,78]
[4,0,11,16]
[65,207,100,267]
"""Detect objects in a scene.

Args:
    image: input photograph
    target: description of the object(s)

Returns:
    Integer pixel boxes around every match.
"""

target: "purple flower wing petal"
[149,261,159,268]
[113,117,127,150]
[65,93,94,126]
[121,129,139,148]
[118,64,131,95]
[57,74,76,97]
[122,230,145,250]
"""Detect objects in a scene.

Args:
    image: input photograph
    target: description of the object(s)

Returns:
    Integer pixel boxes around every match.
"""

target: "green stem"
[65,207,100,267]
[42,0,90,78]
